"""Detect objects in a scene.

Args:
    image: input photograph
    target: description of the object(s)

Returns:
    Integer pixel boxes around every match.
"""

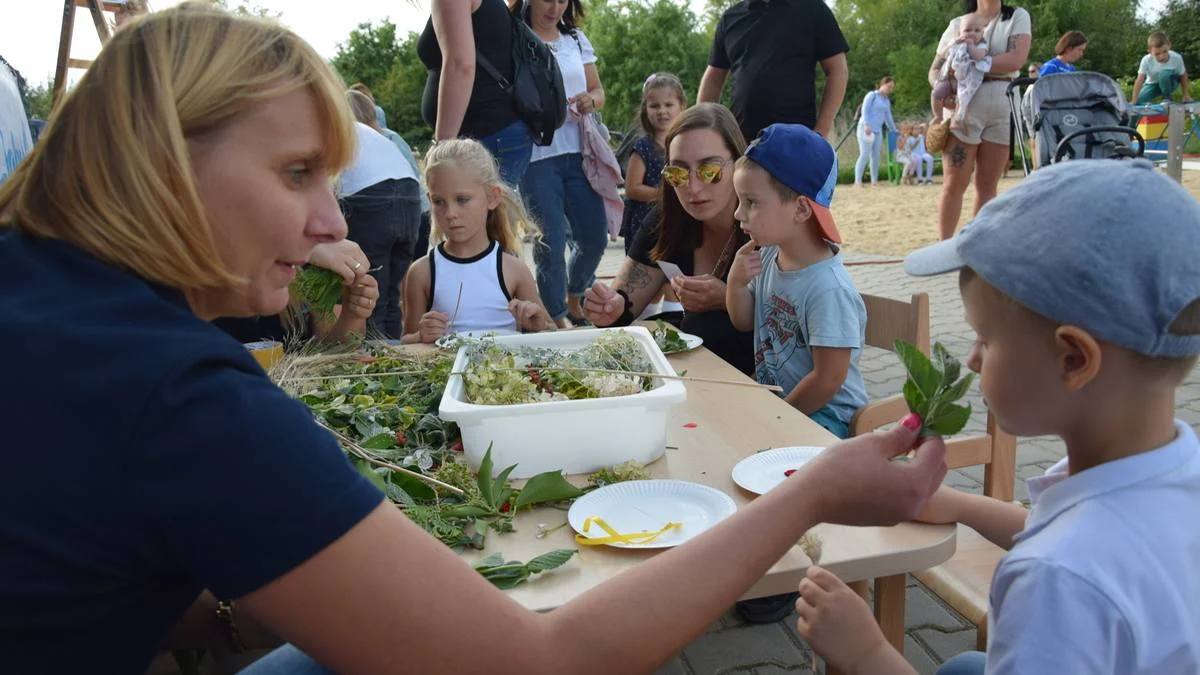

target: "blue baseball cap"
[906,159,1200,358]
[744,123,842,243]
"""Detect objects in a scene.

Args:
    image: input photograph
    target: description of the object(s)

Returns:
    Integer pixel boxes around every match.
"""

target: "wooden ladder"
[52,0,128,107]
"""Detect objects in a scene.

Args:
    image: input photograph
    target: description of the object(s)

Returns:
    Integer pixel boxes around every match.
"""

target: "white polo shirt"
[986,420,1200,674]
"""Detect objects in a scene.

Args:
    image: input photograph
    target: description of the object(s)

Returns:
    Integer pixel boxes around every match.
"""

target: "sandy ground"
[833,169,1200,257]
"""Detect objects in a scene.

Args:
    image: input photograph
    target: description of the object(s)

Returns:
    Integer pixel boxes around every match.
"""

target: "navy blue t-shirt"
[0,231,384,673]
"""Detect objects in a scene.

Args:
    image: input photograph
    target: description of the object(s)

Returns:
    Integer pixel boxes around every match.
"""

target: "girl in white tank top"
[401,140,552,344]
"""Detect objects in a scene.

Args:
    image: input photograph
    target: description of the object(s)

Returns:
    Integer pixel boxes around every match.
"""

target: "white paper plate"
[679,333,704,352]
[568,480,737,549]
[731,446,825,495]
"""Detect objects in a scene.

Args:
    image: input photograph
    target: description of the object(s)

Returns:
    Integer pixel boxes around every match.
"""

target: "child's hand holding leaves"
[895,341,974,437]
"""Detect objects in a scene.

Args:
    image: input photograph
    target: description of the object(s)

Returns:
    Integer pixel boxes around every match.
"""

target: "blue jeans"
[855,125,884,184]
[937,651,987,675]
[523,153,609,320]
[238,645,333,674]
[810,406,850,439]
[340,178,422,339]
[479,120,533,188]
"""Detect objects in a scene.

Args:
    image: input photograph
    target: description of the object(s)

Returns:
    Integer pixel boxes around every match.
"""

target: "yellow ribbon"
[575,516,682,546]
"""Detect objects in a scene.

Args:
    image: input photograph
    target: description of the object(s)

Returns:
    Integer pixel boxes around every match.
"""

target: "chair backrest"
[862,293,930,354]
[852,292,1017,502]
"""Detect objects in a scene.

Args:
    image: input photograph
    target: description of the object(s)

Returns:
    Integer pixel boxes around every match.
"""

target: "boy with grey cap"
[791,159,1200,675]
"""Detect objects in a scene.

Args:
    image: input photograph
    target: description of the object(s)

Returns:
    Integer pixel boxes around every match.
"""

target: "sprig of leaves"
[291,266,343,321]
[651,320,688,354]
[473,549,578,590]
[896,341,975,437]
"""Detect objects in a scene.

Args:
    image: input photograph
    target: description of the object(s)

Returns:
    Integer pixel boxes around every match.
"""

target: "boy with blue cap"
[726,123,868,440]
[792,159,1200,675]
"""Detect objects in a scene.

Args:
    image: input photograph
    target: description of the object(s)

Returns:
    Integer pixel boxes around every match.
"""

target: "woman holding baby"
[929,0,1031,240]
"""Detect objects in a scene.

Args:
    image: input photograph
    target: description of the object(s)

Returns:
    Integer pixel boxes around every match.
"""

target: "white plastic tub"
[438,326,687,478]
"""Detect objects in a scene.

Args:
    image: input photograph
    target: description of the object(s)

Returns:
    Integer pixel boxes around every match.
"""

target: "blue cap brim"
[904,239,966,277]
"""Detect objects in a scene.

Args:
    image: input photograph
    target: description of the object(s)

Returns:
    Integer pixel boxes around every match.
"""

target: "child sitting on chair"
[726,124,868,440]
[896,122,918,186]
[794,159,1200,675]
[929,14,992,145]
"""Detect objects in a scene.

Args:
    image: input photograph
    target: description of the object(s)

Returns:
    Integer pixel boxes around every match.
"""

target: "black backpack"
[476,0,567,147]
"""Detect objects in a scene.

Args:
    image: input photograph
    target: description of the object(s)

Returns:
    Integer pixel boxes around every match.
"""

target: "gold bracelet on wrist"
[215,599,248,654]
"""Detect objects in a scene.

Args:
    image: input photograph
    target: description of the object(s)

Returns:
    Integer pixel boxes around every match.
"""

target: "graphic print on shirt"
[755,293,804,385]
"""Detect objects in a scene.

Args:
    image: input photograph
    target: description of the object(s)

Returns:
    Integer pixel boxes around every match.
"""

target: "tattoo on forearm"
[948,144,967,168]
[624,263,655,294]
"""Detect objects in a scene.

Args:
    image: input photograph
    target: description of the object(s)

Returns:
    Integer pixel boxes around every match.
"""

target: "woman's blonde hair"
[346,89,379,128]
[0,2,355,292]
[422,139,538,257]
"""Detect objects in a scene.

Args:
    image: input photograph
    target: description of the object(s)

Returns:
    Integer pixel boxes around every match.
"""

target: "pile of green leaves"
[651,320,688,354]
[461,331,655,405]
[296,349,458,471]
[380,445,585,550]
[290,266,344,321]
[587,461,650,488]
[896,341,975,437]
[473,549,578,590]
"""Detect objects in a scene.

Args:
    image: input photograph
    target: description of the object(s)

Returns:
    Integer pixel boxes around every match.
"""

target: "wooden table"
[457,344,955,662]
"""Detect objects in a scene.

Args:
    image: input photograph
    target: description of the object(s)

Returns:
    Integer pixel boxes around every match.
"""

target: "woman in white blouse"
[516,0,610,327]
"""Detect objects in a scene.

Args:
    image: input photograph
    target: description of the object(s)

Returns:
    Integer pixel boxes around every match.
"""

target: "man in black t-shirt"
[698,0,849,143]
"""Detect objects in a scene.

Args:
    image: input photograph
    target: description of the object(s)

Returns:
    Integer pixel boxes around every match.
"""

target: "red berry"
[394,430,407,445]
[784,469,797,477]
[451,441,464,453]
[500,503,511,513]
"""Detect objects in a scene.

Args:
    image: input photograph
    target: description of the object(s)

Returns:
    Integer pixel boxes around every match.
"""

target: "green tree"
[25,82,53,120]
[1023,0,1145,83]
[584,0,711,134]
[212,0,281,18]
[376,32,431,146]
[1156,0,1200,70]
[331,20,404,95]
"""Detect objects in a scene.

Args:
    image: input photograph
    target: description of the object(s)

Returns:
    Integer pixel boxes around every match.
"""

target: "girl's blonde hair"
[422,139,537,257]
[0,2,355,292]
[346,89,379,128]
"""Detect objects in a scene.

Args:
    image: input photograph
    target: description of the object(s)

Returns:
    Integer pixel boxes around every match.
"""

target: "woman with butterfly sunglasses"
[583,103,755,375]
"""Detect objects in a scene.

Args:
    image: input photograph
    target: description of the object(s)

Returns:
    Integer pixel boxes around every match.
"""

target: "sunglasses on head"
[661,159,730,188]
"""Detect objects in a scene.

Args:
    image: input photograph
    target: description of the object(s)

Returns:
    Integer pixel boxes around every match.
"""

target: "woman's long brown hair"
[649,103,747,271]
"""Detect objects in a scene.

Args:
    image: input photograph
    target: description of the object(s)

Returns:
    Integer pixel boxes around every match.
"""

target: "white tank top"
[429,241,519,334]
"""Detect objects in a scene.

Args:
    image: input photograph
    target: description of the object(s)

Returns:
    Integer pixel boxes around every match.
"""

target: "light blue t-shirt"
[987,420,1200,673]
[857,89,897,135]
[382,128,429,214]
[1139,50,1187,81]
[749,244,868,424]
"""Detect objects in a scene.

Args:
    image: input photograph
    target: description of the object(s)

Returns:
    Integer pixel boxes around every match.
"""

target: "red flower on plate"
[784,469,797,477]
[683,422,699,429]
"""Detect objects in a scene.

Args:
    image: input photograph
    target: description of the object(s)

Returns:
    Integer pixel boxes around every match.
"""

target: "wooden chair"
[847,293,1017,654]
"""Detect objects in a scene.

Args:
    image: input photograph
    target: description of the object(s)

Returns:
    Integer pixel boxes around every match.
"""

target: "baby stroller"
[1010,71,1144,175]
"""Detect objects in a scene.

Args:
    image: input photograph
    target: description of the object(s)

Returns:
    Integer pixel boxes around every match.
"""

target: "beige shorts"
[950,80,1013,146]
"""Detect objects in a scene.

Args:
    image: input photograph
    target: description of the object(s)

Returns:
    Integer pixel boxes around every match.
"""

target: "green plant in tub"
[895,340,975,437]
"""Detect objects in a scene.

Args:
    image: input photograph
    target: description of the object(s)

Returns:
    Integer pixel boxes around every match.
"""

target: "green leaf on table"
[895,340,941,399]
[932,343,961,386]
[924,402,972,437]
[387,472,437,503]
[352,459,388,492]
[524,548,578,572]
[491,463,518,509]
[473,552,506,569]
[477,444,495,505]
[361,432,395,450]
[385,480,416,506]
[514,471,586,510]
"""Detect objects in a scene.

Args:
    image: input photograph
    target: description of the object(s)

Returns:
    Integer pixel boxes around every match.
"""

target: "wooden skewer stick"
[287,370,429,383]
[448,281,464,334]
[315,421,465,496]
[451,366,784,392]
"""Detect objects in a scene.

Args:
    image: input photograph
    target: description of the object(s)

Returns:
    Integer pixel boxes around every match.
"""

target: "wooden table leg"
[824,581,871,675]
[873,574,907,653]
